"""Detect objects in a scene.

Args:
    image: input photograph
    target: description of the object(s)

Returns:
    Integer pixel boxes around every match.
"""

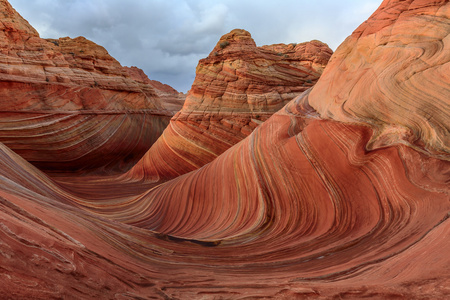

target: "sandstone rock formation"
[0,0,182,173]
[126,29,332,181]
[0,111,170,173]
[124,66,185,112]
[0,0,449,299]
[308,0,450,159]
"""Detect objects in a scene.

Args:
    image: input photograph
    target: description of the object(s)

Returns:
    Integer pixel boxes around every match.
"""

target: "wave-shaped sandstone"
[0,0,183,173]
[0,0,449,299]
[125,29,332,181]
[308,0,450,158]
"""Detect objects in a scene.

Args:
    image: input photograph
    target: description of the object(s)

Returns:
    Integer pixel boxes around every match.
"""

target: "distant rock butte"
[124,66,185,113]
[126,29,332,181]
[0,0,182,173]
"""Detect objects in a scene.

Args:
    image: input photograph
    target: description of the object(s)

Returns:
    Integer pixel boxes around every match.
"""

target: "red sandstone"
[126,29,332,181]
[0,0,449,299]
[0,0,183,173]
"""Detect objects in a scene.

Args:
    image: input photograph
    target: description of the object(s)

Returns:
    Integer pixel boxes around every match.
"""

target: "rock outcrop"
[0,0,449,299]
[308,0,449,158]
[126,29,332,181]
[0,0,182,173]
[124,66,186,112]
[0,0,181,112]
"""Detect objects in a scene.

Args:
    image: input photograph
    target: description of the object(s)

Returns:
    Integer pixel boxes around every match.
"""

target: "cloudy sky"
[9,0,381,92]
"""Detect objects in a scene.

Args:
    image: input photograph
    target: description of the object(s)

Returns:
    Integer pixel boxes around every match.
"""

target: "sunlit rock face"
[0,0,182,173]
[308,0,449,158]
[0,0,449,299]
[126,29,332,181]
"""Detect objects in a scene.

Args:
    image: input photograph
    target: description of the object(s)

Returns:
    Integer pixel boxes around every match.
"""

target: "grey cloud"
[9,0,381,92]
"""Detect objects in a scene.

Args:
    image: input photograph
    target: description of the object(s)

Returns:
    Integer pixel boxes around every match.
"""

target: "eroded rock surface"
[308,0,450,158]
[0,0,449,299]
[126,29,332,181]
[0,0,182,173]
[124,66,186,113]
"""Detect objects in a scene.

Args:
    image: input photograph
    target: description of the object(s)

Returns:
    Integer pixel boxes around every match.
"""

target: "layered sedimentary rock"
[126,29,332,181]
[0,7,164,112]
[124,66,185,112]
[308,0,450,158]
[0,0,449,299]
[0,0,182,173]
[0,111,170,173]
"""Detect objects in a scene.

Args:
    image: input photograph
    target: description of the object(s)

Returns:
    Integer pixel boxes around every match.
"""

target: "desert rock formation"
[309,0,449,158]
[124,66,185,112]
[0,0,182,173]
[126,29,332,181]
[0,0,449,299]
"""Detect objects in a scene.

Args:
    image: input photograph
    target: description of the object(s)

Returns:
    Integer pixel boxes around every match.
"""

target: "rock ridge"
[0,0,181,173]
[126,28,332,181]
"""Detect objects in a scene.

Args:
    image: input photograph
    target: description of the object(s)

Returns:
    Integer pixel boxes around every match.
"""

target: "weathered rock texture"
[124,66,186,112]
[0,0,182,173]
[0,111,170,173]
[126,29,332,181]
[0,0,449,299]
[308,0,450,159]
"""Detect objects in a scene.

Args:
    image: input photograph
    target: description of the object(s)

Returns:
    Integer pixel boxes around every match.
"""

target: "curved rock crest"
[0,0,182,173]
[0,0,449,299]
[126,29,332,181]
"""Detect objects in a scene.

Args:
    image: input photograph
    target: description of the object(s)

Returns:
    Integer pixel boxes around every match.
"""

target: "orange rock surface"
[308,0,449,158]
[124,66,186,112]
[0,0,182,173]
[126,29,332,181]
[0,0,449,299]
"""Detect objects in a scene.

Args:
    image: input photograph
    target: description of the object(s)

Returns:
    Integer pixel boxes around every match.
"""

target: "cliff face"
[0,0,180,112]
[0,0,449,299]
[187,29,331,113]
[0,0,181,173]
[126,29,332,181]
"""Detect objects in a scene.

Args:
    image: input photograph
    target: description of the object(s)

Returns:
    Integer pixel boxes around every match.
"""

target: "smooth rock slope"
[309,0,449,158]
[0,0,181,173]
[0,0,449,299]
[126,29,332,181]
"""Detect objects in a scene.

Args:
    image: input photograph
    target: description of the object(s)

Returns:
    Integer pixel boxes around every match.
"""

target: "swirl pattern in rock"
[0,0,182,173]
[126,29,332,181]
[0,0,449,299]
[308,0,450,157]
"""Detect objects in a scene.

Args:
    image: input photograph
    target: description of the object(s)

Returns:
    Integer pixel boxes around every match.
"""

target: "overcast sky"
[9,0,381,92]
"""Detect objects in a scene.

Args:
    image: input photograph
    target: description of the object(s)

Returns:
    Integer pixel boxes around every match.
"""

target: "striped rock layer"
[0,0,449,299]
[308,0,450,159]
[0,0,182,173]
[126,29,332,181]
